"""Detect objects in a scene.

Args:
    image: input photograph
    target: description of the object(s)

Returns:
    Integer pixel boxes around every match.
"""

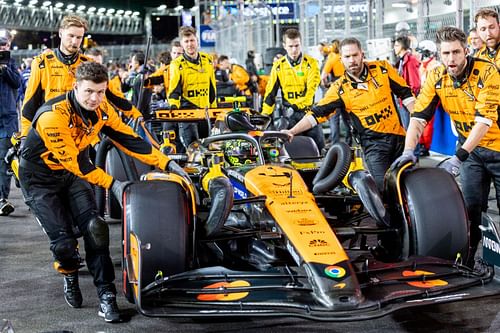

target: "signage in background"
[200,24,216,48]
[220,2,295,20]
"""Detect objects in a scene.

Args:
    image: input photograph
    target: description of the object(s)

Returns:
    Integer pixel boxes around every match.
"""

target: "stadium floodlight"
[29,0,38,4]
[42,1,52,7]
[124,10,132,16]
[391,3,407,8]
[88,6,97,12]
[107,8,115,14]
[14,0,24,4]
[132,11,140,16]
[98,7,106,13]
[66,4,75,10]
[77,5,86,11]
[55,2,64,8]
[174,5,183,11]
[158,5,166,10]
[116,9,124,15]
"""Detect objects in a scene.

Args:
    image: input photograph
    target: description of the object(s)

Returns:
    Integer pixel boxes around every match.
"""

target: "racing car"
[96,106,499,321]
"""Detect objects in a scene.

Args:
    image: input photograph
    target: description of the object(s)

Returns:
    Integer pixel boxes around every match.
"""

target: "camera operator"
[0,32,21,216]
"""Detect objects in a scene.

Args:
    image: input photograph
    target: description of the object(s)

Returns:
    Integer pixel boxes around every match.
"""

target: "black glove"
[167,160,189,179]
[390,149,417,170]
[110,179,129,206]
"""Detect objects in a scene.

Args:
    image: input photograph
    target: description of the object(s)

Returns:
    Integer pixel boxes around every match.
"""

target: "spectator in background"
[0,31,21,216]
[203,9,213,25]
[468,28,484,56]
[245,50,259,84]
[394,35,421,129]
[18,56,33,108]
[123,50,153,117]
[318,41,329,77]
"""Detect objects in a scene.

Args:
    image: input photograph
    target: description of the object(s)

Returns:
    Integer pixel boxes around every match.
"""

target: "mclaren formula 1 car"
[96,106,500,321]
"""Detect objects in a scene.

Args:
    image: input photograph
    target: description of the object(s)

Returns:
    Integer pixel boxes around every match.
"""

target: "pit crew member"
[392,26,500,266]
[283,37,415,191]
[18,62,183,322]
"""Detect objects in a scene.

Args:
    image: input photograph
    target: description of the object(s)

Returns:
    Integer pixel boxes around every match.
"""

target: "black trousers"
[361,135,405,192]
[461,146,500,252]
[19,163,116,297]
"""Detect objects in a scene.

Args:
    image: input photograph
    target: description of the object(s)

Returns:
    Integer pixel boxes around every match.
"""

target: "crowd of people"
[0,7,499,323]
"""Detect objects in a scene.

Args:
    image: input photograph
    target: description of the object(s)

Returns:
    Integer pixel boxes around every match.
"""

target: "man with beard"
[282,37,414,192]
[475,8,500,68]
[392,26,500,267]
[20,15,141,139]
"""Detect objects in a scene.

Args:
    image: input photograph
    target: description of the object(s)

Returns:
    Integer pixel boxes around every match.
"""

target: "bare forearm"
[404,118,426,151]
[289,114,316,136]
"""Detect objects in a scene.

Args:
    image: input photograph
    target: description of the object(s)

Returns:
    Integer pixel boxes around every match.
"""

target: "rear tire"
[123,181,191,303]
[401,168,469,261]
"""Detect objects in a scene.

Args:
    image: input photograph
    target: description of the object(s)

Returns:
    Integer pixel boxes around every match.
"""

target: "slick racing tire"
[106,148,152,219]
[400,168,469,261]
[123,181,191,303]
[312,142,352,194]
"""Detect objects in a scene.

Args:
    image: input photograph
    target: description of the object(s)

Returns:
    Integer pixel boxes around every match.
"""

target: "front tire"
[401,168,469,261]
[122,180,191,303]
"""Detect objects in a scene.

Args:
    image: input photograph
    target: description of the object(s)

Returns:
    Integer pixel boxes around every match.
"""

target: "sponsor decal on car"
[324,266,346,279]
[197,280,251,301]
[402,270,448,288]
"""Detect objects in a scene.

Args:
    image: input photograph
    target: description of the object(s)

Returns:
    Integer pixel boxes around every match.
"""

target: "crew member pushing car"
[283,37,415,191]
[18,62,184,322]
[392,26,500,267]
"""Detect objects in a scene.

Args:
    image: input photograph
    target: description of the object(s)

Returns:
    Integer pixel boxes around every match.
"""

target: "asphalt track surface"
[1,157,500,333]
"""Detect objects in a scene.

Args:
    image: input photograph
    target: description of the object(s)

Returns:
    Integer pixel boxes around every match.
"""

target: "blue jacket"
[0,58,21,138]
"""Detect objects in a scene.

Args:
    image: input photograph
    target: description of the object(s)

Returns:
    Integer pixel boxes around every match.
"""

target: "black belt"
[19,158,66,176]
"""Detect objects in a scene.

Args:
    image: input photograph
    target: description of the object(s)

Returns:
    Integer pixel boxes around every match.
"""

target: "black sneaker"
[63,272,82,308]
[0,199,14,216]
[98,292,121,323]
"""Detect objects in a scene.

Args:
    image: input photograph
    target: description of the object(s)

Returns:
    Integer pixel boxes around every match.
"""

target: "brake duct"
[202,154,234,236]
[348,170,391,227]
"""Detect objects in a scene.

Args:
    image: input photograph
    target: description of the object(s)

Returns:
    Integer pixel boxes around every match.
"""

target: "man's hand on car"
[390,149,417,170]
[110,179,129,206]
[167,160,189,179]
[439,156,462,177]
